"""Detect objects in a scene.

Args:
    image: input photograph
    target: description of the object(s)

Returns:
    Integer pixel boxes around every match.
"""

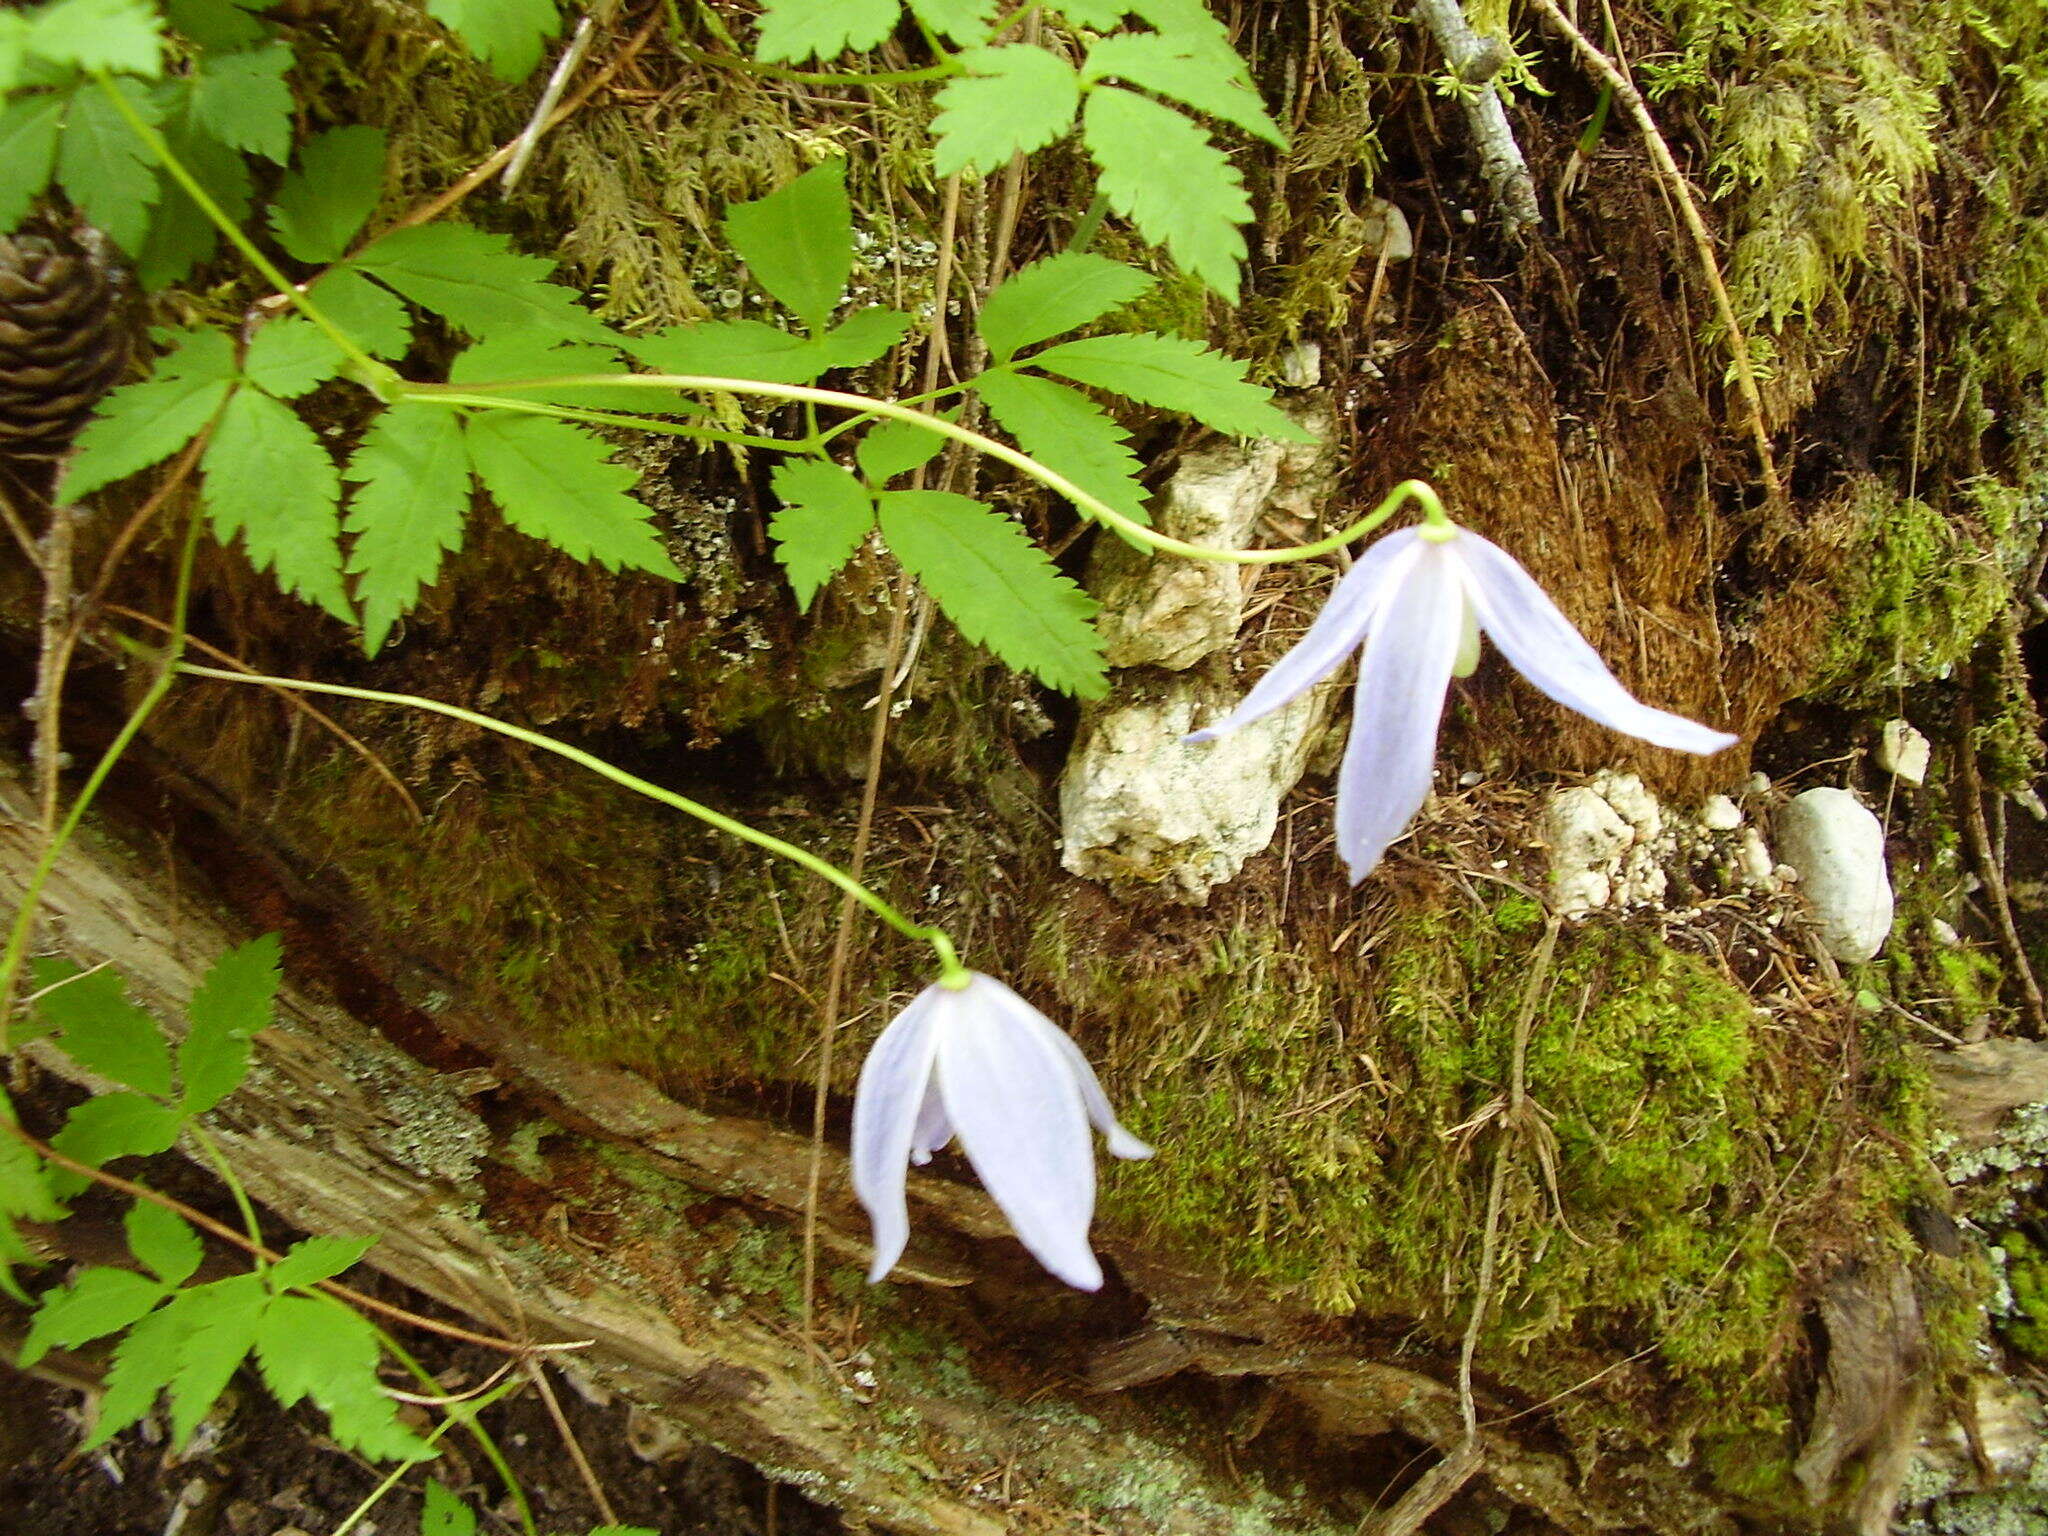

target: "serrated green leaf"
[269,125,386,264]
[978,252,1154,361]
[306,267,411,359]
[354,223,610,343]
[0,1124,63,1224]
[753,0,900,62]
[629,320,828,385]
[0,1216,40,1304]
[0,94,64,232]
[876,490,1106,696]
[816,307,913,369]
[256,1294,433,1461]
[1082,31,1282,146]
[267,1233,374,1292]
[242,319,345,399]
[203,387,351,619]
[28,0,163,76]
[126,1198,202,1286]
[724,161,852,331]
[49,1093,183,1197]
[190,42,292,163]
[1082,87,1247,300]
[856,415,948,484]
[1029,331,1312,439]
[932,46,1080,177]
[464,415,679,577]
[31,960,173,1098]
[344,405,470,654]
[425,0,560,81]
[82,1295,182,1447]
[447,334,662,414]
[19,1267,164,1366]
[57,78,162,253]
[907,0,996,41]
[164,0,268,51]
[422,1480,478,1536]
[768,458,873,611]
[976,370,1151,529]
[168,1271,267,1448]
[1057,1,1131,24]
[59,329,236,501]
[134,101,251,290]
[180,933,280,1116]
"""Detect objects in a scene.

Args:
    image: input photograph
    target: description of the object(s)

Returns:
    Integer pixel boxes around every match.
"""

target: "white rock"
[1592,770,1667,906]
[1362,197,1414,261]
[1457,769,1485,788]
[1701,794,1743,831]
[1743,771,1772,796]
[1776,788,1894,962]
[1541,787,1632,915]
[1930,917,1961,947]
[1736,828,1776,886]
[1876,719,1931,787]
[1278,340,1322,388]
[1060,681,1335,904]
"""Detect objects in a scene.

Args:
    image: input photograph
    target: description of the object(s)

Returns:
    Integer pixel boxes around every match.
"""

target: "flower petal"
[850,984,946,1284]
[1005,994,1153,1161]
[1187,529,1425,742]
[1337,541,1465,883]
[910,1081,953,1165]
[936,976,1104,1290]
[1454,532,1739,754]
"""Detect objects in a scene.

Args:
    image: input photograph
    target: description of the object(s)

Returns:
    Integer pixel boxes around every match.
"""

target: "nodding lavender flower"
[1191,522,1738,884]
[851,972,1151,1291]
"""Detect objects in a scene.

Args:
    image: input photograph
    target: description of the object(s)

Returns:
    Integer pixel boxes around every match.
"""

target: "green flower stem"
[0,510,205,1052]
[676,43,959,85]
[808,380,972,449]
[408,373,1451,565]
[404,390,792,452]
[365,1328,537,1536]
[189,1123,266,1267]
[172,666,965,981]
[94,73,397,397]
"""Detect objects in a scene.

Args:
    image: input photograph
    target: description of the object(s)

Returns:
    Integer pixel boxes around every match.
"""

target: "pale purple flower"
[1191,523,1739,884]
[851,972,1152,1290]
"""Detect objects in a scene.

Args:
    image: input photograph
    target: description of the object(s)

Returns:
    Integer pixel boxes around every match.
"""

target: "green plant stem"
[1066,191,1112,253]
[188,1123,265,1264]
[809,380,972,449]
[0,511,204,1052]
[377,1326,539,1536]
[676,43,958,85]
[172,666,968,983]
[406,390,791,451]
[327,1416,464,1536]
[93,74,396,397]
[408,373,1452,564]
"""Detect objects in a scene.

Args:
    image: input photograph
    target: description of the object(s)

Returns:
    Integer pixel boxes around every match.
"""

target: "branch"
[1412,0,1540,236]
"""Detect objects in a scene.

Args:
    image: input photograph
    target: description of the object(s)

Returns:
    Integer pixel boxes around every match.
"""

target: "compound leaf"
[180,933,280,1116]
[977,252,1153,360]
[19,1266,166,1366]
[164,0,268,51]
[256,1294,433,1461]
[768,458,873,611]
[189,40,293,162]
[464,414,679,577]
[855,414,947,484]
[267,1233,375,1291]
[353,222,609,343]
[724,160,851,331]
[269,125,385,264]
[28,0,163,76]
[0,1216,39,1304]
[422,1482,479,1536]
[203,387,350,618]
[753,0,899,62]
[135,99,252,290]
[906,0,996,42]
[447,334,658,414]
[976,369,1151,527]
[344,404,471,653]
[1081,30,1283,146]
[876,489,1106,697]
[932,46,1079,177]
[31,959,172,1098]
[56,77,161,254]
[0,1126,62,1225]
[1082,86,1247,300]
[241,318,345,399]
[83,1297,183,1448]
[167,1272,267,1448]
[59,327,236,500]
[305,267,411,358]
[630,319,829,385]
[125,1198,202,1286]
[425,0,559,81]
[49,1092,184,1196]
[816,306,913,368]
[1029,331,1312,439]
[0,94,64,232]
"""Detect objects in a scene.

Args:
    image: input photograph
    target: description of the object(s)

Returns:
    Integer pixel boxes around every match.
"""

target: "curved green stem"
[374,1327,538,1536]
[407,373,1450,565]
[190,1124,265,1265]
[94,73,396,396]
[403,390,792,451]
[172,667,964,977]
[0,510,204,1051]
[676,42,958,84]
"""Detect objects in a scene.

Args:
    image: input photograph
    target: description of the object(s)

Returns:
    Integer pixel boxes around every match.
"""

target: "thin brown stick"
[1361,1436,1485,1536]
[32,503,75,833]
[0,475,38,562]
[10,1121,588,1358]
[1526,0,1780,503]
[74,431,210,623]
[1955,690,2048,1035]
[523,1357,621,1525]
[103,606,423,824]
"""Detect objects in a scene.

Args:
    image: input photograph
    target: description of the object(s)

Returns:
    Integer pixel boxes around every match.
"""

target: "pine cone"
[0,229,131,461]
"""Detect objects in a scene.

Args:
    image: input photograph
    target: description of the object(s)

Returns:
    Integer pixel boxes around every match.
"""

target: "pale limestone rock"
[1541,787,1631,914]
[1278,340,1322,388]
[1591,770,1668,907]
[1059,681,1334,905]
[1737,827,1776,887]
[1876,719,1931,787]
[1701,794,1742,831]
[1777,788,1894,962]
[1363,197,1415,261]
[1091,411,1338,672]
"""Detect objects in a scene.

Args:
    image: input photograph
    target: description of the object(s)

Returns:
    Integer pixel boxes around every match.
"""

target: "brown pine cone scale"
[0,232,131,460]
